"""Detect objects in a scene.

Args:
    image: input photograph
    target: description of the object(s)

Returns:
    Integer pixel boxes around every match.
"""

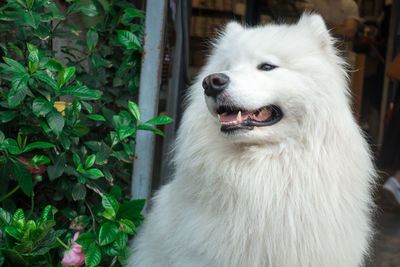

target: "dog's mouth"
[216,105,283,133]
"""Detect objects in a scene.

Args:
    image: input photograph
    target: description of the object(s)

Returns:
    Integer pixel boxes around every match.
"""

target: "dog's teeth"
[218,114,221,120]
[237,111,242,122]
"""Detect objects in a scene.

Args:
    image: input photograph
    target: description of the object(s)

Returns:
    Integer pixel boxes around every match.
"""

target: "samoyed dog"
[129,14,376,267]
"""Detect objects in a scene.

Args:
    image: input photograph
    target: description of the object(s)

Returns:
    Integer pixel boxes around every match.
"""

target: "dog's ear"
[224,21,243,36]
[297,13,333,52]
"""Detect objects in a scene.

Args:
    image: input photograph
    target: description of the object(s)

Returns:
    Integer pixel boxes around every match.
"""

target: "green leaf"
[146,115,174,125]
[128,101,140,121]
[17,133,22,148]
[85,154,96,169]
[8,43,23,59]
[72,98,81,114]
[72,183,86,201]
[0,110,17,123]
[137,124,165,136]
[85,114,106,121]
[91,53,110,68]
[3,57,26,73]
[118,30,141,50]
[0,130,4,144]
[121,8,145,25]
[12,160,32,196]
[76,232,96,253]
[57,66,76,88]
[102,208,116,221]
[60,85,102,100]
[33,24,51,40]
[46,109,65,135]
[68,3,99,17]
[23,141,55,152]
[73,153,81,167]
[112,112,132,129]
[33,71,58,91]
[38,205,53,224]
[45,2,65,20]
[102,241,121,256]
[110,150,130,162]
[39,119,52,134]
[118,126,136,140]
[86,168,104,179]
[4,138,22,155]
[44,59,63,72]
[77,163,85,174]
[32,220,56,242]
[85,244,101,267]
[27,43,38,59]
[98,222,118,246]
[119,219,136,235]
[0,208,12,226]
[8,73,30,108]
[87,28,98,53]
[27,43,39,74]
[12,209,25,230]
[117,199,145,220]
[60,134,71,150]
[5,225,21,240]
[81,100,93,113]
[32,97,53,117]
[102,194,119,214]
[110,131,119,147]
[110,186,122,200]
[23,11,41,29]
[114,231,129,250]
[47,153,66,181]
[31,155,50,165]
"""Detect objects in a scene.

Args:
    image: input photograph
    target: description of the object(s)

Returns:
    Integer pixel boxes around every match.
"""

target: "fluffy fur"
[128,14,376,267]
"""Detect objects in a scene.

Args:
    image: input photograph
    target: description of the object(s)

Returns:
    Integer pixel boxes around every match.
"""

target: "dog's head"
[199,14,349,144]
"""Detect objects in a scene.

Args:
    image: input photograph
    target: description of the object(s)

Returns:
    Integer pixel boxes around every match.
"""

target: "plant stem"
[85,200,96,232]
[56,237,69,250]
[0,185,20,202]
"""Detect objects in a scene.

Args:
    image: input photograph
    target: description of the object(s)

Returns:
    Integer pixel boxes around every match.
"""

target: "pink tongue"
[254,111,271,121]
[219,110,271,123]
[219,112,252,122]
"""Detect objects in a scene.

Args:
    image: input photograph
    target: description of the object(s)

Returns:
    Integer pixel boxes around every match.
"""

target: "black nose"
[202,73,230,97]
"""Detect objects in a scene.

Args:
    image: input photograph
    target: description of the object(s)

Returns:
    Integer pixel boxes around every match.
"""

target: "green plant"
[0,205,62,266]
[0,0,172,266]
[74,193,145,266]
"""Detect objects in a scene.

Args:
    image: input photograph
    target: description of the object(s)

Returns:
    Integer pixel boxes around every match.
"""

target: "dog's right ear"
[297,13,334,53]
[224,21,243,36]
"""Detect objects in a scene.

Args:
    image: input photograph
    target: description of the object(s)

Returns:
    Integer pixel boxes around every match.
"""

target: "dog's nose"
[202,73,230,97]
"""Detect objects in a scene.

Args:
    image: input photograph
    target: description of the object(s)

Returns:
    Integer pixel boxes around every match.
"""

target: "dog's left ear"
[297,13,333,52]
[224,21,243,36]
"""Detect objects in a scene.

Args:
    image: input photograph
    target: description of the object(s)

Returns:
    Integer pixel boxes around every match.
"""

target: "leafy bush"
[0,0,172,266]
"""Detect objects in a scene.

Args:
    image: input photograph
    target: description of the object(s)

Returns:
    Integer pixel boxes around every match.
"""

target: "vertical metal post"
[131,0,167,210]
[160,0,191,185]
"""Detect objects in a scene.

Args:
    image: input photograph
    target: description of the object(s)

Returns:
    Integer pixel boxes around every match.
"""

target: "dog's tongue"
[219,109,271,123]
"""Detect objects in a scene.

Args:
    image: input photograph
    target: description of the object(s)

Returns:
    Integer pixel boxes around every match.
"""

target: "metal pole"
[131,0,167,210]
[160,0,191,185]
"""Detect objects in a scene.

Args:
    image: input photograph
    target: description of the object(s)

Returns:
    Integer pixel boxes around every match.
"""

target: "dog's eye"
[257,63,277,71]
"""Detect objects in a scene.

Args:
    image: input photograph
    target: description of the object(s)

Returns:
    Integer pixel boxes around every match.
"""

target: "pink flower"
[61,232,86,267]
[18,157,46,174]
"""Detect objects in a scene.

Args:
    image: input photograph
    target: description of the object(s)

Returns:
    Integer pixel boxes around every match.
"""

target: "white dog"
[129,14,376,267]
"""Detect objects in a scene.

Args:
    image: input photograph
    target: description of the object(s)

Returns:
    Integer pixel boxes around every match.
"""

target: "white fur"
[128,14,376,267]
